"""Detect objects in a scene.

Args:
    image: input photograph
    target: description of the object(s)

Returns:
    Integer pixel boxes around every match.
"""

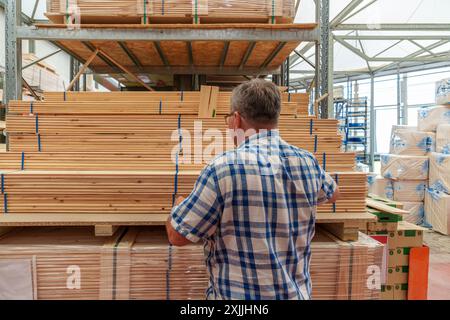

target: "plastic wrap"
[436,78,450,105]
[0,227,384,300]
[429,152,450,194]
[417,106,450,132]
[380,154,429,180]
[392,180,427,202]
[389,126,435,155]
[436,124,450,154]
[402,202,425,226]
[46,0,296,23]
[425,189,450,235]
[367,174,393,199]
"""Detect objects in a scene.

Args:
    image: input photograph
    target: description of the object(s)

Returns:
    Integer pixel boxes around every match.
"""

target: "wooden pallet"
[0,212,375,240]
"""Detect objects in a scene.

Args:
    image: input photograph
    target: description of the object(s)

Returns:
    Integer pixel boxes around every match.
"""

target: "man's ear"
[234,112,242,130]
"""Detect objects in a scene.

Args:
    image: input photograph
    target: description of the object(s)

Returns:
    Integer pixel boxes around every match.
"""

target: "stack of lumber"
[0,227,382,300]
[42,91,309,116]
[46,0,296,24]
[0,152,355,172]
[22,54,64,92]
[1,90,370,240]
[0,170,366,215]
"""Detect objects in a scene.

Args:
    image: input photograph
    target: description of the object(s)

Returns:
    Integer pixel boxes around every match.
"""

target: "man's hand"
[327,187,341,204]
[166,196,193,247]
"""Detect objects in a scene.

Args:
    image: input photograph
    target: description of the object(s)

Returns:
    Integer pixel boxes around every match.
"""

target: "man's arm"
[326,186,341,204]
[166,166,222,247]
[166,197,192,247]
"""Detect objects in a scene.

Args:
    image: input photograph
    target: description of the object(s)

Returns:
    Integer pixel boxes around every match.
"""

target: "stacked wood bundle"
[6,114,343,154]
[2,90,369,236]
[0,170,366,215]
[46,0,296,24]
[0,227,382,300]
[0,152,356,172]
[22,54,65,92]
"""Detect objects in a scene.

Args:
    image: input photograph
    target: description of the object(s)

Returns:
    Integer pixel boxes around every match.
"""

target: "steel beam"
[335,35,450,41]
[335,24,450,31]
[90,65,281,76]
[22,49,62,70]
[330,0,364,28]
[220,42,230,69]
[17,26,320,42]
[239,42,256,70]
[5,0,22,102]
[261,42,287,69]
[153,41,170,67]
[369,75,375,171]
[118,42,143,68]
[319,0,330,118]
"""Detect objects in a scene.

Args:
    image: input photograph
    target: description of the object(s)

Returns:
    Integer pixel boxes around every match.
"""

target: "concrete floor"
[424,230,450,300]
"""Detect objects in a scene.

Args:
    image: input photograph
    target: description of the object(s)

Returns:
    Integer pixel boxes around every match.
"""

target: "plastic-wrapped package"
[392,180,427,202]
[46,0,297,24]
[0,227,384,300]
[425,189,450,235]
[390,126,435,155]
[367,174,394,199]
[436,78,450,105]
[380,154,429,180]
[402,202,425,226]
[429,152,450,194]
[417,106,450,132]
[436,124,450,154]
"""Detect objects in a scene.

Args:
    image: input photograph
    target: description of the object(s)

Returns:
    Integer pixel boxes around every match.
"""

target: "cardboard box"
[436,78,450,105]
[388,247,410,268]
[387,221,425,249]
[368,208,403,223]
[387,266,409,285]
[394,284,408,300]
[368,221,398,233]
[381,285,394,300]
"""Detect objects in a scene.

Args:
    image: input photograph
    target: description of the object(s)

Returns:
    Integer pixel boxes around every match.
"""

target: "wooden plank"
[366,198,409,215]
[95,225,119,237]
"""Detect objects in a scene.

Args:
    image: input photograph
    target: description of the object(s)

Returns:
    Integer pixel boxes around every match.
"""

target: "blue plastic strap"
[21,152,25,170]
[314,135,318,153]
[309,119,313,135]
[180,91,184,102]
[159,100,163,115]
[37,134,42,152]
[162,0,165,15]
[30,102,34,114]
[332,202,336,213]
[172,115,182,206]
[35,115,39,134]
[3,193,8,214]
[288,93,291,102]
[63,91,67,101]
[1,174,4,194]
[166,244,173,300]
[322,153,327,171]
[335,173,339,185]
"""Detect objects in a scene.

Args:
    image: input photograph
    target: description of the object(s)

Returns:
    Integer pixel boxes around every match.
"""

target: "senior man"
[166,79,340,300]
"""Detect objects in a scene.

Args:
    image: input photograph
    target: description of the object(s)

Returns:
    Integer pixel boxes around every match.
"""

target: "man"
[166,79,340,300]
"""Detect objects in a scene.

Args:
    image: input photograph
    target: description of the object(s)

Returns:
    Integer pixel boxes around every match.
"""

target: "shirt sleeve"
[170,165,223,243]
[317,162,338,205]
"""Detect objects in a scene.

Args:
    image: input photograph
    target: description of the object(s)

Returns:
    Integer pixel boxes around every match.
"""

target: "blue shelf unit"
[334,98,369,164]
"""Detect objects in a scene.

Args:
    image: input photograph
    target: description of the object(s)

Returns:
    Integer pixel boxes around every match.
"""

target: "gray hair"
[231,79,281,125]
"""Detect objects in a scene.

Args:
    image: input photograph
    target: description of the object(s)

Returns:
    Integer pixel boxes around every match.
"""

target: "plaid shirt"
[170,130,337,300]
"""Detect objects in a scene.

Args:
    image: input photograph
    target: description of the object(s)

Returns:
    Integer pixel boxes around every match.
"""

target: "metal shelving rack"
[3,0,332,116]
[335,98,369,164]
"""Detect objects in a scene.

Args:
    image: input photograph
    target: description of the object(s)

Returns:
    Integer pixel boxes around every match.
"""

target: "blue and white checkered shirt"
[171,130,337,300]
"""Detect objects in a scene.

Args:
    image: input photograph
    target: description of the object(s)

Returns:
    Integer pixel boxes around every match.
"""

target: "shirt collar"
[238,129,280,148]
